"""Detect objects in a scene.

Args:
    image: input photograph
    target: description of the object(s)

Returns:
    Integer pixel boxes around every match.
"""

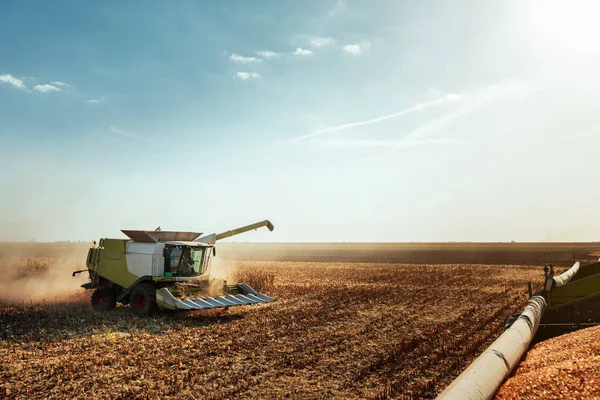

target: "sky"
[1,0,600,242]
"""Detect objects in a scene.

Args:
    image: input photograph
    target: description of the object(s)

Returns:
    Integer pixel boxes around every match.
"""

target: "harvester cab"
[75,220,275,315]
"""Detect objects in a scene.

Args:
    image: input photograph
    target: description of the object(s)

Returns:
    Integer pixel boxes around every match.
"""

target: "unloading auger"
[438,259,600,399]
[73,220,275,315]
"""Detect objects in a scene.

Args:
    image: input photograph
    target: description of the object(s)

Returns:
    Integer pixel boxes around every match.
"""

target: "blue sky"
[1,0,600,242]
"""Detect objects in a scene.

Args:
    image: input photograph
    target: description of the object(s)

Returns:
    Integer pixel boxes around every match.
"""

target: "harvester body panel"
[88,239,139,289]
[126,241,166,278]
[538,260,600,335]
[548,270,600,307]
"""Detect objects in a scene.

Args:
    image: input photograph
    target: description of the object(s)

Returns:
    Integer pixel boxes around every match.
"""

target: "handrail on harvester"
[436,295,547,400]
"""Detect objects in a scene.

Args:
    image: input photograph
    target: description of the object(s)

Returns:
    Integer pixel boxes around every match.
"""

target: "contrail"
[390,79,530,153]
[311,137,467,149]
[277,93,463,146]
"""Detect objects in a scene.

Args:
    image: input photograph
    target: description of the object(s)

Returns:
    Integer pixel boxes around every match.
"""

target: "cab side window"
[165,247,182,275]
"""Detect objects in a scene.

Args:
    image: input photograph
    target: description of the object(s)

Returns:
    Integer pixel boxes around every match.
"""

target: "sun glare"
[527,0,600,53]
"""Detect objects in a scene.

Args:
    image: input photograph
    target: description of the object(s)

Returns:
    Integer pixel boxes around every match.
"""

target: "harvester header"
[74,220,275,315]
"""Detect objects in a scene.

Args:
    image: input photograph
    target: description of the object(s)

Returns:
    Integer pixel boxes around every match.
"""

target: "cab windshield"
[166,245,212,277]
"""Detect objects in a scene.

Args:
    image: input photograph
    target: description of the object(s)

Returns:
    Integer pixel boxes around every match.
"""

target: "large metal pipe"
[195,220,275,245]
[436,295,547,400]
[552,261,580,288]
[215,220,274,241]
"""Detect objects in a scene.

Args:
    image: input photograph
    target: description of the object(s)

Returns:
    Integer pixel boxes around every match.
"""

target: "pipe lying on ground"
[552,261,580,288]
[436,295,547,400]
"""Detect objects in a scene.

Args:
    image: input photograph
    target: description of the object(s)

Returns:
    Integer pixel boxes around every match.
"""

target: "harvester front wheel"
[91,287,117,311]
[130,283,158,316]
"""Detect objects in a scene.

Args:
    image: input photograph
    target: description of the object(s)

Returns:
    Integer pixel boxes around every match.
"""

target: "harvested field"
[218,242,600,266]
[0,242,597,399]
[496,325,600,399]
[2,242,599,265]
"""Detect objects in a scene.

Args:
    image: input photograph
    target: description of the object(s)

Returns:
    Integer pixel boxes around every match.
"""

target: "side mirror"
[212,247,216,257]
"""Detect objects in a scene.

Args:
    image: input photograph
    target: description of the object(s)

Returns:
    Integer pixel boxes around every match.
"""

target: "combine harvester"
[537,261,600,337]
[73,220,275,315]
[437,259,600,399]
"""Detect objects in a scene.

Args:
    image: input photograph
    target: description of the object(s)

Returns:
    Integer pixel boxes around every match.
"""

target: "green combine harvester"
[535,260,600,338]
[502,260,600,336]
[73,220,275,315]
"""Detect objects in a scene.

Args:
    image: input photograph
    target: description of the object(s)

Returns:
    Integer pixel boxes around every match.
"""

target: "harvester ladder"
[91,248,101,286]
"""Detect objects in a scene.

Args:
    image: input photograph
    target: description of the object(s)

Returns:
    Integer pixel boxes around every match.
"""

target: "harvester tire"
[91,287,117,311]
[130,283,158,316]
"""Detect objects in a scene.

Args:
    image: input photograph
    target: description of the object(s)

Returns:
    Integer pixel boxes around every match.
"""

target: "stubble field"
[0,242,598,399]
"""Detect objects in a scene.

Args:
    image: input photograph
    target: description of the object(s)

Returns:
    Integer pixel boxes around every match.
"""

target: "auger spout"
[215,220,274,241]
[196,220,274,244]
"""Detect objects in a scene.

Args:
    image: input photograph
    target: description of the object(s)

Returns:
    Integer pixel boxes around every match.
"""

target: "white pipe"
[436,295,547,400]
[553,261,580,288]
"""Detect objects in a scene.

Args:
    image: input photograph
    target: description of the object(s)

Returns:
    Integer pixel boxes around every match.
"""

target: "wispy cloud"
[109,126,139,139]
[234,72,261,81]
[1,74,74,94]
[310,37,336,47]
[292,48,313,56]
[279,93,463,145]
[86,99,99,104]
[327,0,346,18]
[51,81,71,88]
[343,42,371,55]
[33,84,62,93]
[279,80,529,149]
[312,137,467,149]
[391,80,530,152]
[230,53,263,64]
[0,74,27,90]
[256,50,282,59]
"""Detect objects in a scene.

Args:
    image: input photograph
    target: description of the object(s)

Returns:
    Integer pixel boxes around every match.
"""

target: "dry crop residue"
[495,325,600,400]
[1,258,542,399]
